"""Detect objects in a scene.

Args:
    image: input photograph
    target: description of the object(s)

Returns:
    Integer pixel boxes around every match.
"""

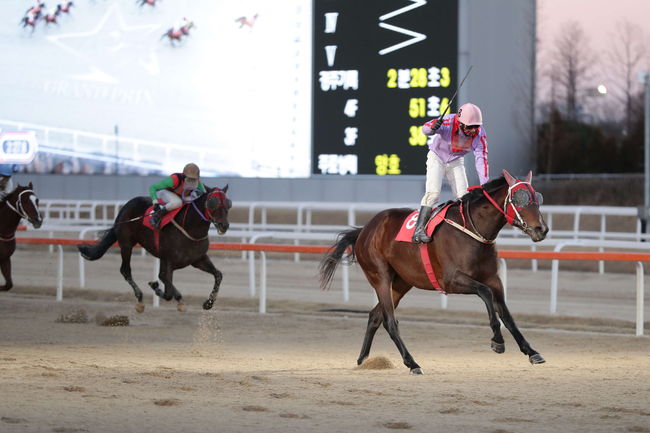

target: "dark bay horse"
[78,186,231,312]
[320,170,548,374]
[1,183,43,291]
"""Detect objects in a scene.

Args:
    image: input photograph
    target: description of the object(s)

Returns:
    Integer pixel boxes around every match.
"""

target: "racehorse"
[78,186,231,312]
[0,183,43,291]
[43,7,59,25]
[56,1,73,14]
[21,11,40,30]
[235,13,258,29]
[319,170,548,374]
[161,20,194,45]
[137,0,158,7]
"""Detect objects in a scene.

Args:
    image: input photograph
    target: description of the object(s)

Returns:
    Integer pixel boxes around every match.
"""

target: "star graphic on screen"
[46,3,162,83]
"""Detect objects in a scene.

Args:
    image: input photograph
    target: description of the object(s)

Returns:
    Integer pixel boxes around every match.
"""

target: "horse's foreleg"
[119,246,145,312]
[153,259,177,302]
[450,271,504,354]
[0,257,13,291]
[191,254,222,310]
[487,279,545,364]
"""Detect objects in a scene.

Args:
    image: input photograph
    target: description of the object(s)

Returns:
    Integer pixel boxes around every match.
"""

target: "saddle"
[142,202,185,231]
[394,201,454,243]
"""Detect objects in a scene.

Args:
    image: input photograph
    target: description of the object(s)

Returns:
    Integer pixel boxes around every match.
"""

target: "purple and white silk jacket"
[422,113,489,185]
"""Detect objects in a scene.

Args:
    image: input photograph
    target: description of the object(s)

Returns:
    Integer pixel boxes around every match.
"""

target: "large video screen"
[0,0,311,177]
[312,0,458,175]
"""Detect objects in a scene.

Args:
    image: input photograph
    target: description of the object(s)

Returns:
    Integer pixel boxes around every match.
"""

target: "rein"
[442,181,534,244]
[443,199,495,244]
[171,219,208,241]
[170,189,227,242]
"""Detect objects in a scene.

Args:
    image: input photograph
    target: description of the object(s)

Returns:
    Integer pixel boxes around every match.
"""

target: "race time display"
[312,0,458,176]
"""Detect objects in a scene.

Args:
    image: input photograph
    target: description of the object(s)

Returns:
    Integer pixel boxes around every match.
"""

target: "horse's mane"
[0,185,27,208]
[0,187,19,207]
[458,176,507,204]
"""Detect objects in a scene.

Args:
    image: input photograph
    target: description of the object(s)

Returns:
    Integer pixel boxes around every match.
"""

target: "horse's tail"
[77,228,117,261]
[319,227,362,290]
[77,202,135,260]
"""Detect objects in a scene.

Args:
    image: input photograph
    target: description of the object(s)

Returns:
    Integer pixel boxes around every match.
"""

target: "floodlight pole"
[641,71,650,233]
[639,72,650,215]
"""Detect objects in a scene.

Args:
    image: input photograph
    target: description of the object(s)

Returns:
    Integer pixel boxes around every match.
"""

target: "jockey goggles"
[459,122,480,137]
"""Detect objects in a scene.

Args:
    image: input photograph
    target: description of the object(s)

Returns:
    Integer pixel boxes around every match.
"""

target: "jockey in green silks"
[148,162,206,229]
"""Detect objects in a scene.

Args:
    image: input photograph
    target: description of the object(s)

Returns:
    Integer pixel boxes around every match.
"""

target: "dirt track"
[1,291,649,433]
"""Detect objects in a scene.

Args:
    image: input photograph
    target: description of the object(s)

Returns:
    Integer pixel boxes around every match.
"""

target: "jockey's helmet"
[457,103,482,137]
[182,163,200,188]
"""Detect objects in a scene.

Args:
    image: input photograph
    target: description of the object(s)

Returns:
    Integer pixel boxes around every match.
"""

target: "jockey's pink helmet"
[457,103,483,126]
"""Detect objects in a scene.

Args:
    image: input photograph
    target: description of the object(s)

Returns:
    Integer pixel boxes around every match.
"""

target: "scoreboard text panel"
[312,0,458,175]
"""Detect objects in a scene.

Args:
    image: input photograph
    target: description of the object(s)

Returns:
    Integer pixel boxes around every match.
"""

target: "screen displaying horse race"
[0,0,311,177]
[0,0,456,177]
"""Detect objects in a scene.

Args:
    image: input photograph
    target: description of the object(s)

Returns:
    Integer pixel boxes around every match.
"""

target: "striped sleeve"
[473,133,489,185]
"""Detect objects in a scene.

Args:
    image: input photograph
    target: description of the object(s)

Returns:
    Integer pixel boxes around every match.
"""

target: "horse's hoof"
[491,340,505,354]
[202,300,213,310]
[177,303,186,312]
[529,353,546,364]
[148,281,159,290]
[409,367,424,375]
[135,303,145,313]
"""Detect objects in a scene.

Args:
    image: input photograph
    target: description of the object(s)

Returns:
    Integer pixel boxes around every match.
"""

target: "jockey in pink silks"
[412,102,490,243]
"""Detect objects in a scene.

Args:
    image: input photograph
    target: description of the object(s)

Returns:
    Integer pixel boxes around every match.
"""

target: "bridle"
[445,181,541,243]
[0,189,39,242]
[480,181,541,234]
[4,189,39,222]
[189,188,231,222]
[204,189,231,220]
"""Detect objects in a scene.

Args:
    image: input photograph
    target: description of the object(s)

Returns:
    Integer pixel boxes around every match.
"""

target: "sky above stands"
[537,0,650,94]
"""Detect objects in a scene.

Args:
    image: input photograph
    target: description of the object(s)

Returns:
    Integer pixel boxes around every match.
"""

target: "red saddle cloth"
[394,204,453,293]
[395,204,452,242]
[142,204,185,231]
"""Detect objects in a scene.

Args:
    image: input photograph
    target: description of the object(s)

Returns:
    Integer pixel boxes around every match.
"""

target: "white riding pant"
[156,190,182,211]
[420,151,469,207]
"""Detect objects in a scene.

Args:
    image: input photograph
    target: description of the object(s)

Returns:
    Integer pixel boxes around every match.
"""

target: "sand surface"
[1,291,649,433]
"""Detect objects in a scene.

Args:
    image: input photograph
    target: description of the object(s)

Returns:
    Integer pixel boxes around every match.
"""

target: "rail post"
[636,262,644,336]
[56,245,63,301]
[499,258,508,301]
[260,251,267,313]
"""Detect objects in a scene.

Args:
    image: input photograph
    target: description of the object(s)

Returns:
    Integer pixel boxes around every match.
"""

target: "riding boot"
[412,206,433,243]
[150,205,167,230]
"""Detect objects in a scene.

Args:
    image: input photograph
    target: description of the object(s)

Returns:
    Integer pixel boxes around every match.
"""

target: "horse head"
[7,182,43,229]
[502,170,548,242]
[205,184,231,235]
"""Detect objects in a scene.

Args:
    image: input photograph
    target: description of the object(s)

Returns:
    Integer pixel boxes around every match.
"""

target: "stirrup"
[412,230,431,243]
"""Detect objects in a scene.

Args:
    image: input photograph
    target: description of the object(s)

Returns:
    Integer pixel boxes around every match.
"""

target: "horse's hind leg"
[119,246,145,312]
[0,257,13,291]
[190,254,222,310]
[364,267,421,374]
[357,277,411,366]
[486,276,545,364]
[449,271,505,355]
